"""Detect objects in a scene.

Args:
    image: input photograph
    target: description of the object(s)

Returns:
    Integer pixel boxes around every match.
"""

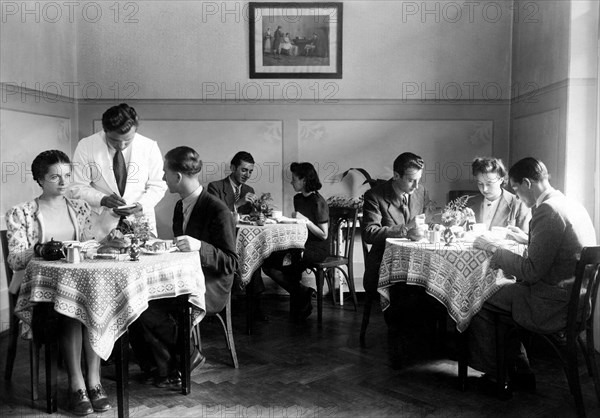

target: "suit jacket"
[174,189,238,314]
[467,189,531,232]
[361,180,429,294]
[70,131,167,240]
[207,178,255,215]
[493,189,597,332]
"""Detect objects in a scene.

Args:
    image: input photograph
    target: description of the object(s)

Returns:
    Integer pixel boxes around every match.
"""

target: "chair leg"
[346,264,358,311]
[325,270,336,305]
[564,346,586,417]
[29,340,40,401]
[114,332,129,418]
[316,269,325,323]
[45,339,58,414]
[224,296,239,368]
[359,295,372,347]
[586,328,600,405]
[4,293,19,381]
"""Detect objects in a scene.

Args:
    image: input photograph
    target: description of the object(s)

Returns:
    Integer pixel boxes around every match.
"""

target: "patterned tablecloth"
[15,251,205,360]
[236,223,308,286]
[378,238,525,332]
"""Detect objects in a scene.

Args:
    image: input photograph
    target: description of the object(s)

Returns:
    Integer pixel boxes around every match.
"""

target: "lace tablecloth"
[378,238,524,332]
[15,252,205,360]
[236,223,308,286]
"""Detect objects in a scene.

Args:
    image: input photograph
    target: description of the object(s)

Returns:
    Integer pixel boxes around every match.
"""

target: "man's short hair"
[231,151,255,167]
[393,152,424,177]
[508,157,549,183]
[471,157,507,178]
[102,103,139,133]
[165,146,203,176]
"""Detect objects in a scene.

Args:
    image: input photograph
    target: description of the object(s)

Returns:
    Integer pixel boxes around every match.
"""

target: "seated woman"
[468,157,531,243]
[262,162,329,321]
[279,33,293,55]
[6,150,110,416]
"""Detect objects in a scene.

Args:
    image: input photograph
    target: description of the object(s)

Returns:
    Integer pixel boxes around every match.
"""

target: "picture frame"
[249,2,342,79]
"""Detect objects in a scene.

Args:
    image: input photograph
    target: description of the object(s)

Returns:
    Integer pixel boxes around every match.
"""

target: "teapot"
[34,238,65,261]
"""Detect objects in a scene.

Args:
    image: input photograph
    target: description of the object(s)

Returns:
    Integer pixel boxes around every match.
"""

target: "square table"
[15,251,205,417]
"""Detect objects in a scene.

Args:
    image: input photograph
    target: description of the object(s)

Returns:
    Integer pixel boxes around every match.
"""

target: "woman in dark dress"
[262,162,329,321]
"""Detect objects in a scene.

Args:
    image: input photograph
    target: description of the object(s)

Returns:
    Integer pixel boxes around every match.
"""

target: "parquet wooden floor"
[1,294,599,417]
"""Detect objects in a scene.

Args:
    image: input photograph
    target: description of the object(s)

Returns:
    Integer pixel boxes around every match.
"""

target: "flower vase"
[129,237,141,261]
[256,212,265,226]
[443,228,455,246]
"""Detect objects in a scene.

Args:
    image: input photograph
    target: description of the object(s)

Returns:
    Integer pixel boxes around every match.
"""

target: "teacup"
[271,210,283,220]
[150,240,172,252]
[470,223,487,235]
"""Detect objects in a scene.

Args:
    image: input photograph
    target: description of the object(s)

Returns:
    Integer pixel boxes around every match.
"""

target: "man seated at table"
[130,146,238,388]
[362,152,436,366]
[207,151,268,322]
[468,157,531,240]
[470,157,596,393]
[207,151,256,215]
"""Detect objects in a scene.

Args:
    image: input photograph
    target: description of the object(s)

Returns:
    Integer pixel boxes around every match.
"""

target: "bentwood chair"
[306,206,359,323]
[193,293,239,368]
[2,230,54,411]
[495,246,600,417]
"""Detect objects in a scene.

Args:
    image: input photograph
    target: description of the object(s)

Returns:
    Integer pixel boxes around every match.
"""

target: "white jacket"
[69,131,167,240]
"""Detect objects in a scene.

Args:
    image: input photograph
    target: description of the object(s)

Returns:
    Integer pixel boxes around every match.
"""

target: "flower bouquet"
[116,215,154,245]
[439,195,475,244]
[250,193,274,225]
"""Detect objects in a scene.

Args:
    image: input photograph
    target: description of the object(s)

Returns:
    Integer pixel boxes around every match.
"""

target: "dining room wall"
[509,0,599,220]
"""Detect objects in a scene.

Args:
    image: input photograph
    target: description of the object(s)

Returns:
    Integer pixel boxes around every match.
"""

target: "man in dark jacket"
[130,146,238,387]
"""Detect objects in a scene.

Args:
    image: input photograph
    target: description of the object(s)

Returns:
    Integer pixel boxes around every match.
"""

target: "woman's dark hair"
[31,150,71,186]
[290,162,322,192]
[101,103,139,134]
[164,146,203,176]
[471,157,507,180]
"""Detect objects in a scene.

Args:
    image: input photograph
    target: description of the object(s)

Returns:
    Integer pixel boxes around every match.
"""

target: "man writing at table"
[130,146,238,388]
[470,157,596,393]
[362,152,434,366]
[207,151,269,322]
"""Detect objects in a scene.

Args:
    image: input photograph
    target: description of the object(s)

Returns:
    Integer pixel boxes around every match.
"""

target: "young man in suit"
[70,103,167,240]
[361,152,434,366]
[207,151,256,215]
[470,157,597,392]
[467,157,530,235]
[208,151,269,322]
[130,146,238,387]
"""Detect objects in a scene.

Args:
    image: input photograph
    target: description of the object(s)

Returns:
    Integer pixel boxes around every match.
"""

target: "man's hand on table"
[175,235,202,252]
[506,226,528,244]
[473,235,501,254]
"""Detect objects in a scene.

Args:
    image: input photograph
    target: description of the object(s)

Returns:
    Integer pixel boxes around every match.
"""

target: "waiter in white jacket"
[70,103,167,240]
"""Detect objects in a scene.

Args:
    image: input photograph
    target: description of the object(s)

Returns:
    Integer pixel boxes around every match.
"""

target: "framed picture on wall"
[249,2,342,79]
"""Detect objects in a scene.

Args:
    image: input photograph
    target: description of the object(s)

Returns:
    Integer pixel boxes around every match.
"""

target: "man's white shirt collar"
[535,187,554,208]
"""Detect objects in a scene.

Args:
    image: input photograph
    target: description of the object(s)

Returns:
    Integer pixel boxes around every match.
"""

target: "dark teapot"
[34,238,65,261]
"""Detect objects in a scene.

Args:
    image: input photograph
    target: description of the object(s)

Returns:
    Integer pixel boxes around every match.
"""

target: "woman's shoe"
[87,384,112,412]
[68,389,94,416]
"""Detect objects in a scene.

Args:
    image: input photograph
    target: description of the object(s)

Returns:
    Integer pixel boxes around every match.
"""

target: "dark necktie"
[113,149,127,196]
[401,194,410,223]
[233,186,241,202]
[173,200,184,236]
